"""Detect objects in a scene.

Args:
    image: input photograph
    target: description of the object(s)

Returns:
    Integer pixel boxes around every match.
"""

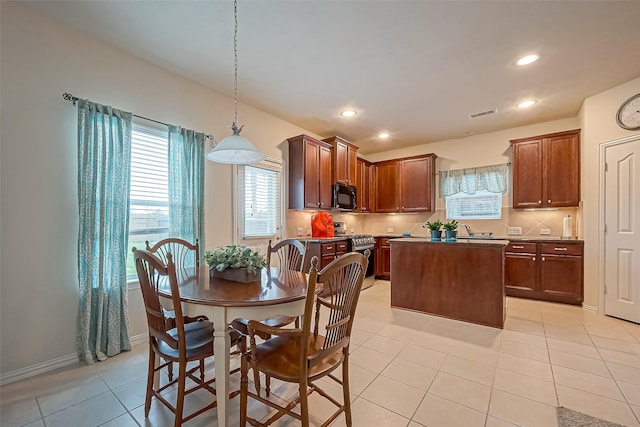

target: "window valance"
[439,163,509,197]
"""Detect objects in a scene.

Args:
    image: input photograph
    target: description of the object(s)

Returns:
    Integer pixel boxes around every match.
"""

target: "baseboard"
[0,333,149,386]
[582,304,597,313]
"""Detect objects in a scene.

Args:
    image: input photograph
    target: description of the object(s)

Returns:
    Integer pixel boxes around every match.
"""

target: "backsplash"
[286,207,579,238]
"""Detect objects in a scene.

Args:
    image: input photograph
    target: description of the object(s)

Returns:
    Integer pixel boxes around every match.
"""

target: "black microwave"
[332,183,357,211]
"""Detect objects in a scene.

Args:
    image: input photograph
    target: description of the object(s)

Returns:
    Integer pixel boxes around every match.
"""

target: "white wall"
[579,77,640,309]
[0,2,310,376]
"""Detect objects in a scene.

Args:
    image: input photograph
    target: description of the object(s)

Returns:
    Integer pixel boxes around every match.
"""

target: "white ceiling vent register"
[469,109,497,119]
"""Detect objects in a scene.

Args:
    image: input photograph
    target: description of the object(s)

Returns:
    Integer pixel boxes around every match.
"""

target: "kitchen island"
[389,238,508,328]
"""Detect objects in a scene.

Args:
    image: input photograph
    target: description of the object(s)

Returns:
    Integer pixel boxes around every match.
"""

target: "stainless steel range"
[348,235,375,288]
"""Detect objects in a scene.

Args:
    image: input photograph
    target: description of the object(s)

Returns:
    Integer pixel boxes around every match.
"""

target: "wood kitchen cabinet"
[288,135,333,210]
[323,136,358,186]
[355,157,374,212]
[374,154,436,213]
[375,237,391,280]
[510,129,580,208]
[505,240,583,305]
[305,239,348,270]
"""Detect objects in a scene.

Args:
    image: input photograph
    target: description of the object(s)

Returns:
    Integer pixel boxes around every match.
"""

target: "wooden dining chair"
[239,250,370,427]
[231,239,308,395]
[143,238,208,381]
[133,249,242,427]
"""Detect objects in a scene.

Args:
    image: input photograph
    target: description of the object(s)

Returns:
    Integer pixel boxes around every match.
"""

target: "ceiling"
[22,1,640,154]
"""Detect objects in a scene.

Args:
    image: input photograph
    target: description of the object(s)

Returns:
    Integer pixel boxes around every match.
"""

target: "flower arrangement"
[423,220,443,231]
[204,245,267,274]
[443,220,459,231]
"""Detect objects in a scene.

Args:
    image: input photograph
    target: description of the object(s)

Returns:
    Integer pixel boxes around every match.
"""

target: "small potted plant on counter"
[443,220,459,241]
[424,220,443,241]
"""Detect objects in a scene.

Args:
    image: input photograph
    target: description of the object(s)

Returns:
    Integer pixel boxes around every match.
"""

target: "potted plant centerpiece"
[424,220,443,241]
[443,220,459,241]
[204,245,267,283]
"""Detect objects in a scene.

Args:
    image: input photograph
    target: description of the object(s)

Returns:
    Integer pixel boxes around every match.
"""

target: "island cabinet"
[374,237,391,280]
[510,129,581,208]
[288,135,333,210]
[390,239,506,328]
[305,239,348,270]
[355,158,374,212]
[323,136,358,186]
[505,241,584,305]
[374,154,436,213]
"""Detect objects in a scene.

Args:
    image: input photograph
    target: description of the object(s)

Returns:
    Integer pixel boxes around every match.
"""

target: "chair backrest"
[133,249,185,351]
[301,250,369,370]
[267,239,308,272]
[146,238,199,282]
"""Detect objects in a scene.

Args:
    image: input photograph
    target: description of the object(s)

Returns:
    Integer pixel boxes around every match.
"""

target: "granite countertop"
[389,237,510,246]
[297,236,351,243]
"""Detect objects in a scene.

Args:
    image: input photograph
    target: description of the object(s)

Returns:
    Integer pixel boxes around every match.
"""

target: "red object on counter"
[311,212,334,238]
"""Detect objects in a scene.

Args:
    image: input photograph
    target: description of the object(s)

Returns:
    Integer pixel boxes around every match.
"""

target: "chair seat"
[251,334,344,382]
[157,320,242,360]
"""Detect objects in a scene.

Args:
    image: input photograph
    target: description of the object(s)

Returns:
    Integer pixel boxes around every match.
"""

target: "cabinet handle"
[533,256,536,261]
[548,199,551,203]
[542,257,546,261]
[402,206,405,209]
[512,245,525,249]
[538,200,542,204]
[554,247,568,251]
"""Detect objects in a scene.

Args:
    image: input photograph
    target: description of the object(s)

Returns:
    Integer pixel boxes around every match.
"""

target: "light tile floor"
[2,280,640,426]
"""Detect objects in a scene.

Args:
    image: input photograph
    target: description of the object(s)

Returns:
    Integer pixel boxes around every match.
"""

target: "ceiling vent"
[469,108,497,119]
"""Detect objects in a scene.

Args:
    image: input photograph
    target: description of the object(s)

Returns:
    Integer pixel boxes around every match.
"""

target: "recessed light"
[340,110,357,118]
[516,100,537,109]
[378,133,390,139]
[516,54,540,66]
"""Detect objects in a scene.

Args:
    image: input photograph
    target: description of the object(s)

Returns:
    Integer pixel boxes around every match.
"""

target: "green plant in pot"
[204,245,267,283]
[443,220,459,241]
[424,219,443,241]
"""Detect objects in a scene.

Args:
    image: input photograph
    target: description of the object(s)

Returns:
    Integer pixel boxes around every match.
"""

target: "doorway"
[602,135,640,323]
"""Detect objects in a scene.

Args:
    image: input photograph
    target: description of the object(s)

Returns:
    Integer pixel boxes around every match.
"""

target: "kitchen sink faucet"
[461,224,473,236]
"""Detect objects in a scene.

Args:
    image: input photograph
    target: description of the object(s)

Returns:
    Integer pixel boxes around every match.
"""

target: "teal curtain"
[440,164,509,197]
[77,99,132,364]
[168,126,205,264]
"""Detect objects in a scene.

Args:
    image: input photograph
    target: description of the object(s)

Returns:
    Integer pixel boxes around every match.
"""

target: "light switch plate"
[507,227,522,235]
[387,227,394,233]
[296,227,303,236]
[540,228,551,235]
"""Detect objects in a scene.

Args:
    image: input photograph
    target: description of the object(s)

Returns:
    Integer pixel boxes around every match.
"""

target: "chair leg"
[299,378,310,427]
[240,354,249,426]
[167,361,174,382]
[342,354,353,427]
[174,360,187,427]
[199,359,205,381]
[145,343,155,417]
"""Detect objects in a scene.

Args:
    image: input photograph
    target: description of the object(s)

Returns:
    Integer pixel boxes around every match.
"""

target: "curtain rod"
[437,162,511,174]
[63,92,214,140]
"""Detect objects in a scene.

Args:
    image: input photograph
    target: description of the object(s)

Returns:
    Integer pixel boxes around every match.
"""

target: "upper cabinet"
[323,136,358,186]
[374,154,437,213]
[356,158,374,212]
[288,135,333,210]
[510,129,581,208]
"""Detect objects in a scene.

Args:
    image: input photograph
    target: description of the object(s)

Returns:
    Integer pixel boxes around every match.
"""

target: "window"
[238,160,282,239]
[446,190,502,220]
[126,124,169,279]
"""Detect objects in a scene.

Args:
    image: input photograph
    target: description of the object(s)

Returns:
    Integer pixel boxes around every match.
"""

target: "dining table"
[157,265,312,427]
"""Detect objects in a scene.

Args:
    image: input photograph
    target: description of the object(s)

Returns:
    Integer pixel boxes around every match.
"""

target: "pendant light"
[206,0,266,164]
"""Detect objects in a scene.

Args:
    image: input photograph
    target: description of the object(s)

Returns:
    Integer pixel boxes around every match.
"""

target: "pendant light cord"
[233,0,239,127]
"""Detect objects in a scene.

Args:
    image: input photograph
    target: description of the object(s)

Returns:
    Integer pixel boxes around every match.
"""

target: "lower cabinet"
[375,237,391,280]
[306,240,348,270]
[505,241,583,305]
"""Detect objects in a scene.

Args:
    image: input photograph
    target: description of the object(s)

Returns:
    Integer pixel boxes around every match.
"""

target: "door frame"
[598,133,640,315]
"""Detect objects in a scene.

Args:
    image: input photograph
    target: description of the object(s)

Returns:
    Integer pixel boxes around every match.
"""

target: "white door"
[604,136,640,323]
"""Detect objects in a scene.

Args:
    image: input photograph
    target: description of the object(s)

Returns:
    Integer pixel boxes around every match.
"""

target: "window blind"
[241,165,279,237]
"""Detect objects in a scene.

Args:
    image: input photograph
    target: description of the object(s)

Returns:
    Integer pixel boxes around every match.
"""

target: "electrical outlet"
[508,227,522,235]
[350,228,355,233]
[306,229,312,236]
[540,228,551,235]
[296,227,303,236]
[387,227,394,233]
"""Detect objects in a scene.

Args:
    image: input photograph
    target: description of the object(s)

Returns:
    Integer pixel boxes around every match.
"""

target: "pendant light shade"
[206,0,266,165]
[205,125,266,164]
